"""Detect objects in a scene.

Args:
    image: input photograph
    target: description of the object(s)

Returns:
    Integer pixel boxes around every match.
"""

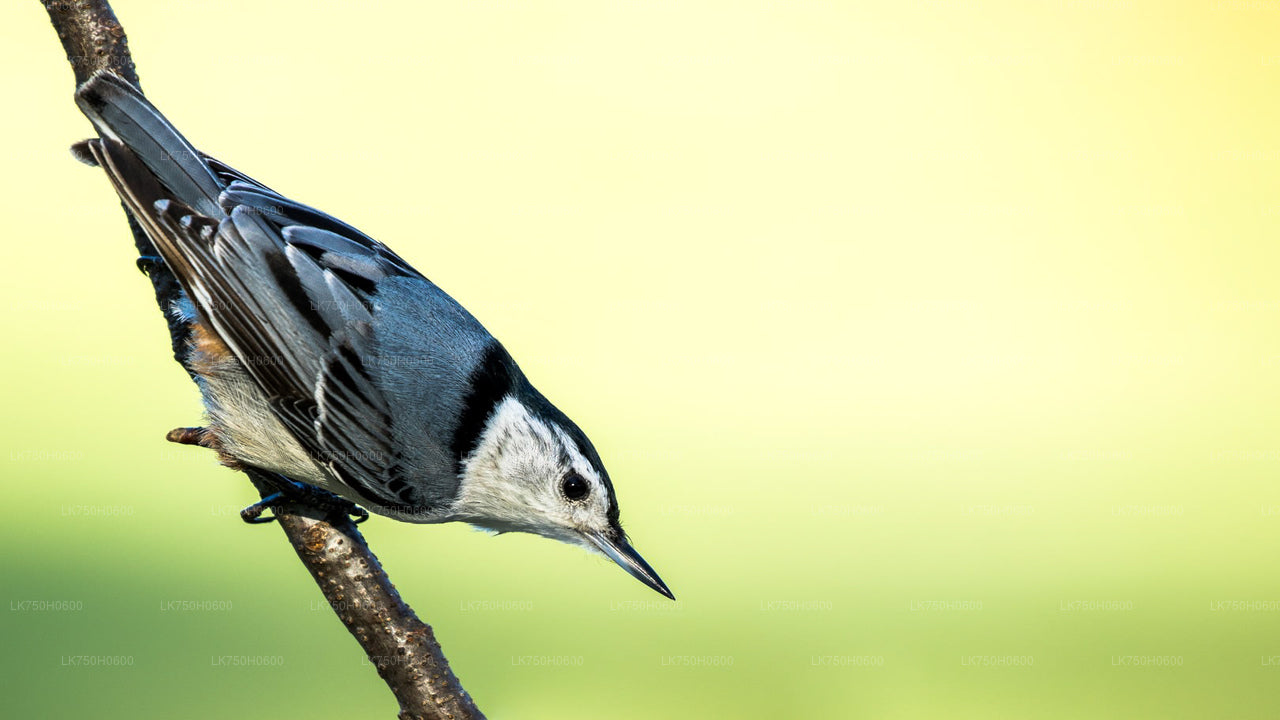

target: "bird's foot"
[166,426,368,525]
[136,254,164,275]
[240,474,369,526]
[240,491,285,524]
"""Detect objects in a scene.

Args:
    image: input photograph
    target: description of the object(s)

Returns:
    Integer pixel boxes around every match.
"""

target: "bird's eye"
[561,471,590,502]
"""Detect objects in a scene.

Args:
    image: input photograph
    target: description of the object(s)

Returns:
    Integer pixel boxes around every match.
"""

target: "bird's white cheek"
[566,499,609,535]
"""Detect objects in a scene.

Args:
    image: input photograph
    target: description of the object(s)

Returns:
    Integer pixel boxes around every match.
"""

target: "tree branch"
[40,2,484,717]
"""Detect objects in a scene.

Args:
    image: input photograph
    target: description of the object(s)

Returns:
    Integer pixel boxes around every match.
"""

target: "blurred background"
[3,0,1280,717]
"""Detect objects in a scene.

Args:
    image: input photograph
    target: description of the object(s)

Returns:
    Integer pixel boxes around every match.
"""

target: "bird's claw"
[136,254,163,275]
[240,492,283,524]
[239,476,369,525]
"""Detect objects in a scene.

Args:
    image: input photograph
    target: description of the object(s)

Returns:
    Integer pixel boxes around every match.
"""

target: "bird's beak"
[586,530,675,600]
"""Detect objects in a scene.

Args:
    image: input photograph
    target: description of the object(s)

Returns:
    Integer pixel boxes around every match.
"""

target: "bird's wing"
[75,71,423,509]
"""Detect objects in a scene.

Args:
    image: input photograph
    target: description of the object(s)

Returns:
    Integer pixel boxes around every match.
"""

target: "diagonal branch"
[39,2,484,718]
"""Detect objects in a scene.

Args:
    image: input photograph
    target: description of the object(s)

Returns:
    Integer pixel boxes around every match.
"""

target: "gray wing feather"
[284,225,379,259]
[75,77,223,217]
[75,71,420,509]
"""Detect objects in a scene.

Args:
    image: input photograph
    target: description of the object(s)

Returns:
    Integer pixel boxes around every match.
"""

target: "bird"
[71,70,672,599]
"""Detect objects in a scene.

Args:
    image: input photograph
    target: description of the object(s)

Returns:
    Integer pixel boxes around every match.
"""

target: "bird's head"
[449,384,673,600]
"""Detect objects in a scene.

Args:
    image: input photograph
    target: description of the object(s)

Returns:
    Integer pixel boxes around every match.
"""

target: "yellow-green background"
[3,0,1279,717]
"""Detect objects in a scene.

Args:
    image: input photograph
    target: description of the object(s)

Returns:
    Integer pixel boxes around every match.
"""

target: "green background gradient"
[3,1,1280,717]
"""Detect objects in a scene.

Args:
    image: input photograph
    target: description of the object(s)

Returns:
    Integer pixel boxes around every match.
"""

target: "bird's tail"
[73,70,224,218]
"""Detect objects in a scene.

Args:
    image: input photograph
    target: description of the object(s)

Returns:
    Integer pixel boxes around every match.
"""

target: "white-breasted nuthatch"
[72,71,672,599]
